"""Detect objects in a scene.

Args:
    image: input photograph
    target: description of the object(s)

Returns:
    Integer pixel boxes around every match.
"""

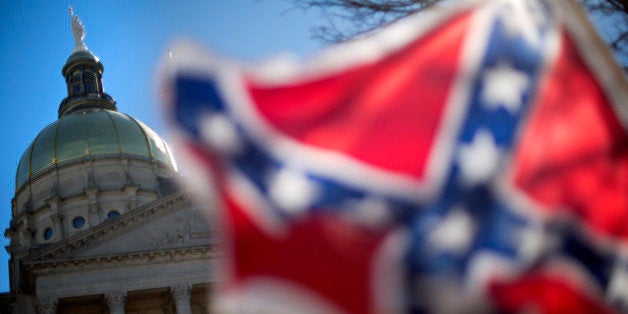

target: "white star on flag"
[200,113,243,155]
[515,220,559,265]
[481,62,529,114]
[458,129,502,186]
[427,206,476,254]
[268,167,319,216]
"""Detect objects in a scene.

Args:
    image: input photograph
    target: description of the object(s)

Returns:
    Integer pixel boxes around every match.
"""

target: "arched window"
[83,71,94,92]
[107,211,120,219]
[71,70,82,95]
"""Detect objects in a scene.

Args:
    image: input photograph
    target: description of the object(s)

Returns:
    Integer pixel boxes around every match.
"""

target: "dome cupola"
[8,8,179,248]
[58,8,116,118]
[14,8,178,192]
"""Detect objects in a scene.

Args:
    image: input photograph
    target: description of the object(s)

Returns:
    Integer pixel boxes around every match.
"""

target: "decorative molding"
[143,209,215,248]
[14,152,175,197]
[27,246,222,276]
[46,197,61,211]
[64,197,193,257]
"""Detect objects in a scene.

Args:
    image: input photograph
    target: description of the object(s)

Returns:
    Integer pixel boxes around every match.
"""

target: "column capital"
[171,284,193,314]
[171,283,192,305]
[104,290,127,313]
[35,297,58,314]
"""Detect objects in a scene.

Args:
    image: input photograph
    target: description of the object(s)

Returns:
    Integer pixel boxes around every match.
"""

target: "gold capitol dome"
[15,8,177,192]
[3,8,214,314]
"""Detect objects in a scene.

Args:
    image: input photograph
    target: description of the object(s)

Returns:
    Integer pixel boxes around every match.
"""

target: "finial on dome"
[69,7,87,52]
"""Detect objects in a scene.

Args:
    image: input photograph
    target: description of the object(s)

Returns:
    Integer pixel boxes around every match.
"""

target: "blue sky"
[0,0,324,292]
[0,0,623,294]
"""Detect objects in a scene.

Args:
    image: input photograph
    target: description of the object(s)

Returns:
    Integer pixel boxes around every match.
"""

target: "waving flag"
[161,0,628,312]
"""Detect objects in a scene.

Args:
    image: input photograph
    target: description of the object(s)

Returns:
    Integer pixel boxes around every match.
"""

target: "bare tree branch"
[288,0,627,71]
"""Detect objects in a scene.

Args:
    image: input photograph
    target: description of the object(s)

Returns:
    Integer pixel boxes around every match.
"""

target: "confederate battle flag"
[161,0,628,312]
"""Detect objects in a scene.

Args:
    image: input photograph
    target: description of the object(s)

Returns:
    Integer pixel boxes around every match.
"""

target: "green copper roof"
[16,108,177,191]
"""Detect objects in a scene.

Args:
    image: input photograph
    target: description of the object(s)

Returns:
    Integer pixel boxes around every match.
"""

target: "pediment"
[23,192,220,263]
[77,202,218,258]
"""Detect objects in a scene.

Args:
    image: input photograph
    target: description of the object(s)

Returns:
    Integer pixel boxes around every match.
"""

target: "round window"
[73,216,85,229]
[107,211,120,219]
[43,228,53,240]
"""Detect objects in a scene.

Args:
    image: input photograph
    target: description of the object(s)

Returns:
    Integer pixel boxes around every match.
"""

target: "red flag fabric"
[162,0,628,312]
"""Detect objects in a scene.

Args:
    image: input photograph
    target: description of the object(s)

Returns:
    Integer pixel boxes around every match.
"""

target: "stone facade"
[10,157,175,253]
[3,11,220,314]
[9,192,220,313]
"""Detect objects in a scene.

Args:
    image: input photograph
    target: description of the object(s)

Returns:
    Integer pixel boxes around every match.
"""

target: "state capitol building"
[0,11,219,314]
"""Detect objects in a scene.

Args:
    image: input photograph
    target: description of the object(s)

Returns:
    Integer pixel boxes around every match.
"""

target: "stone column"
[50,213,65,241]
[104,291,126,314]
[124,185,138,210]
[35,297,58,314]
[22,227,35,247]
[171,284,192,314]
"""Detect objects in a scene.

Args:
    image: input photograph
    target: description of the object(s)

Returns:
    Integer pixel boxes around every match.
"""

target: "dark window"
[107,211,120,219]
[72,216,85,229]
[86,83,93,92]
[158,177,179,197]
[75,84,81,93]
[43,228,53,240]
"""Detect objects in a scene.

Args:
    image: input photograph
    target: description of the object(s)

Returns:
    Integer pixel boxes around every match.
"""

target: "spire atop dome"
[59,8,117,118]
[69,7,87,52]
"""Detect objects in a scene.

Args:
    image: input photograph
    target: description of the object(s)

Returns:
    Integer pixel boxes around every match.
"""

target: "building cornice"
[26,245,222,276]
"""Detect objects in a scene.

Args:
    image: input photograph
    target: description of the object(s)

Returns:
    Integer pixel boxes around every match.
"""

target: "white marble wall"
[10,158,177,248]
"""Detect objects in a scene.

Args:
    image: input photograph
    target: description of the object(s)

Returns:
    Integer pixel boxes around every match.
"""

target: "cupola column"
[22,214,36,246]
[22,227,35,247]
[85,187,101,226]
[48,198,65,240]
[50,213,65,241]
[124,185,139,210]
